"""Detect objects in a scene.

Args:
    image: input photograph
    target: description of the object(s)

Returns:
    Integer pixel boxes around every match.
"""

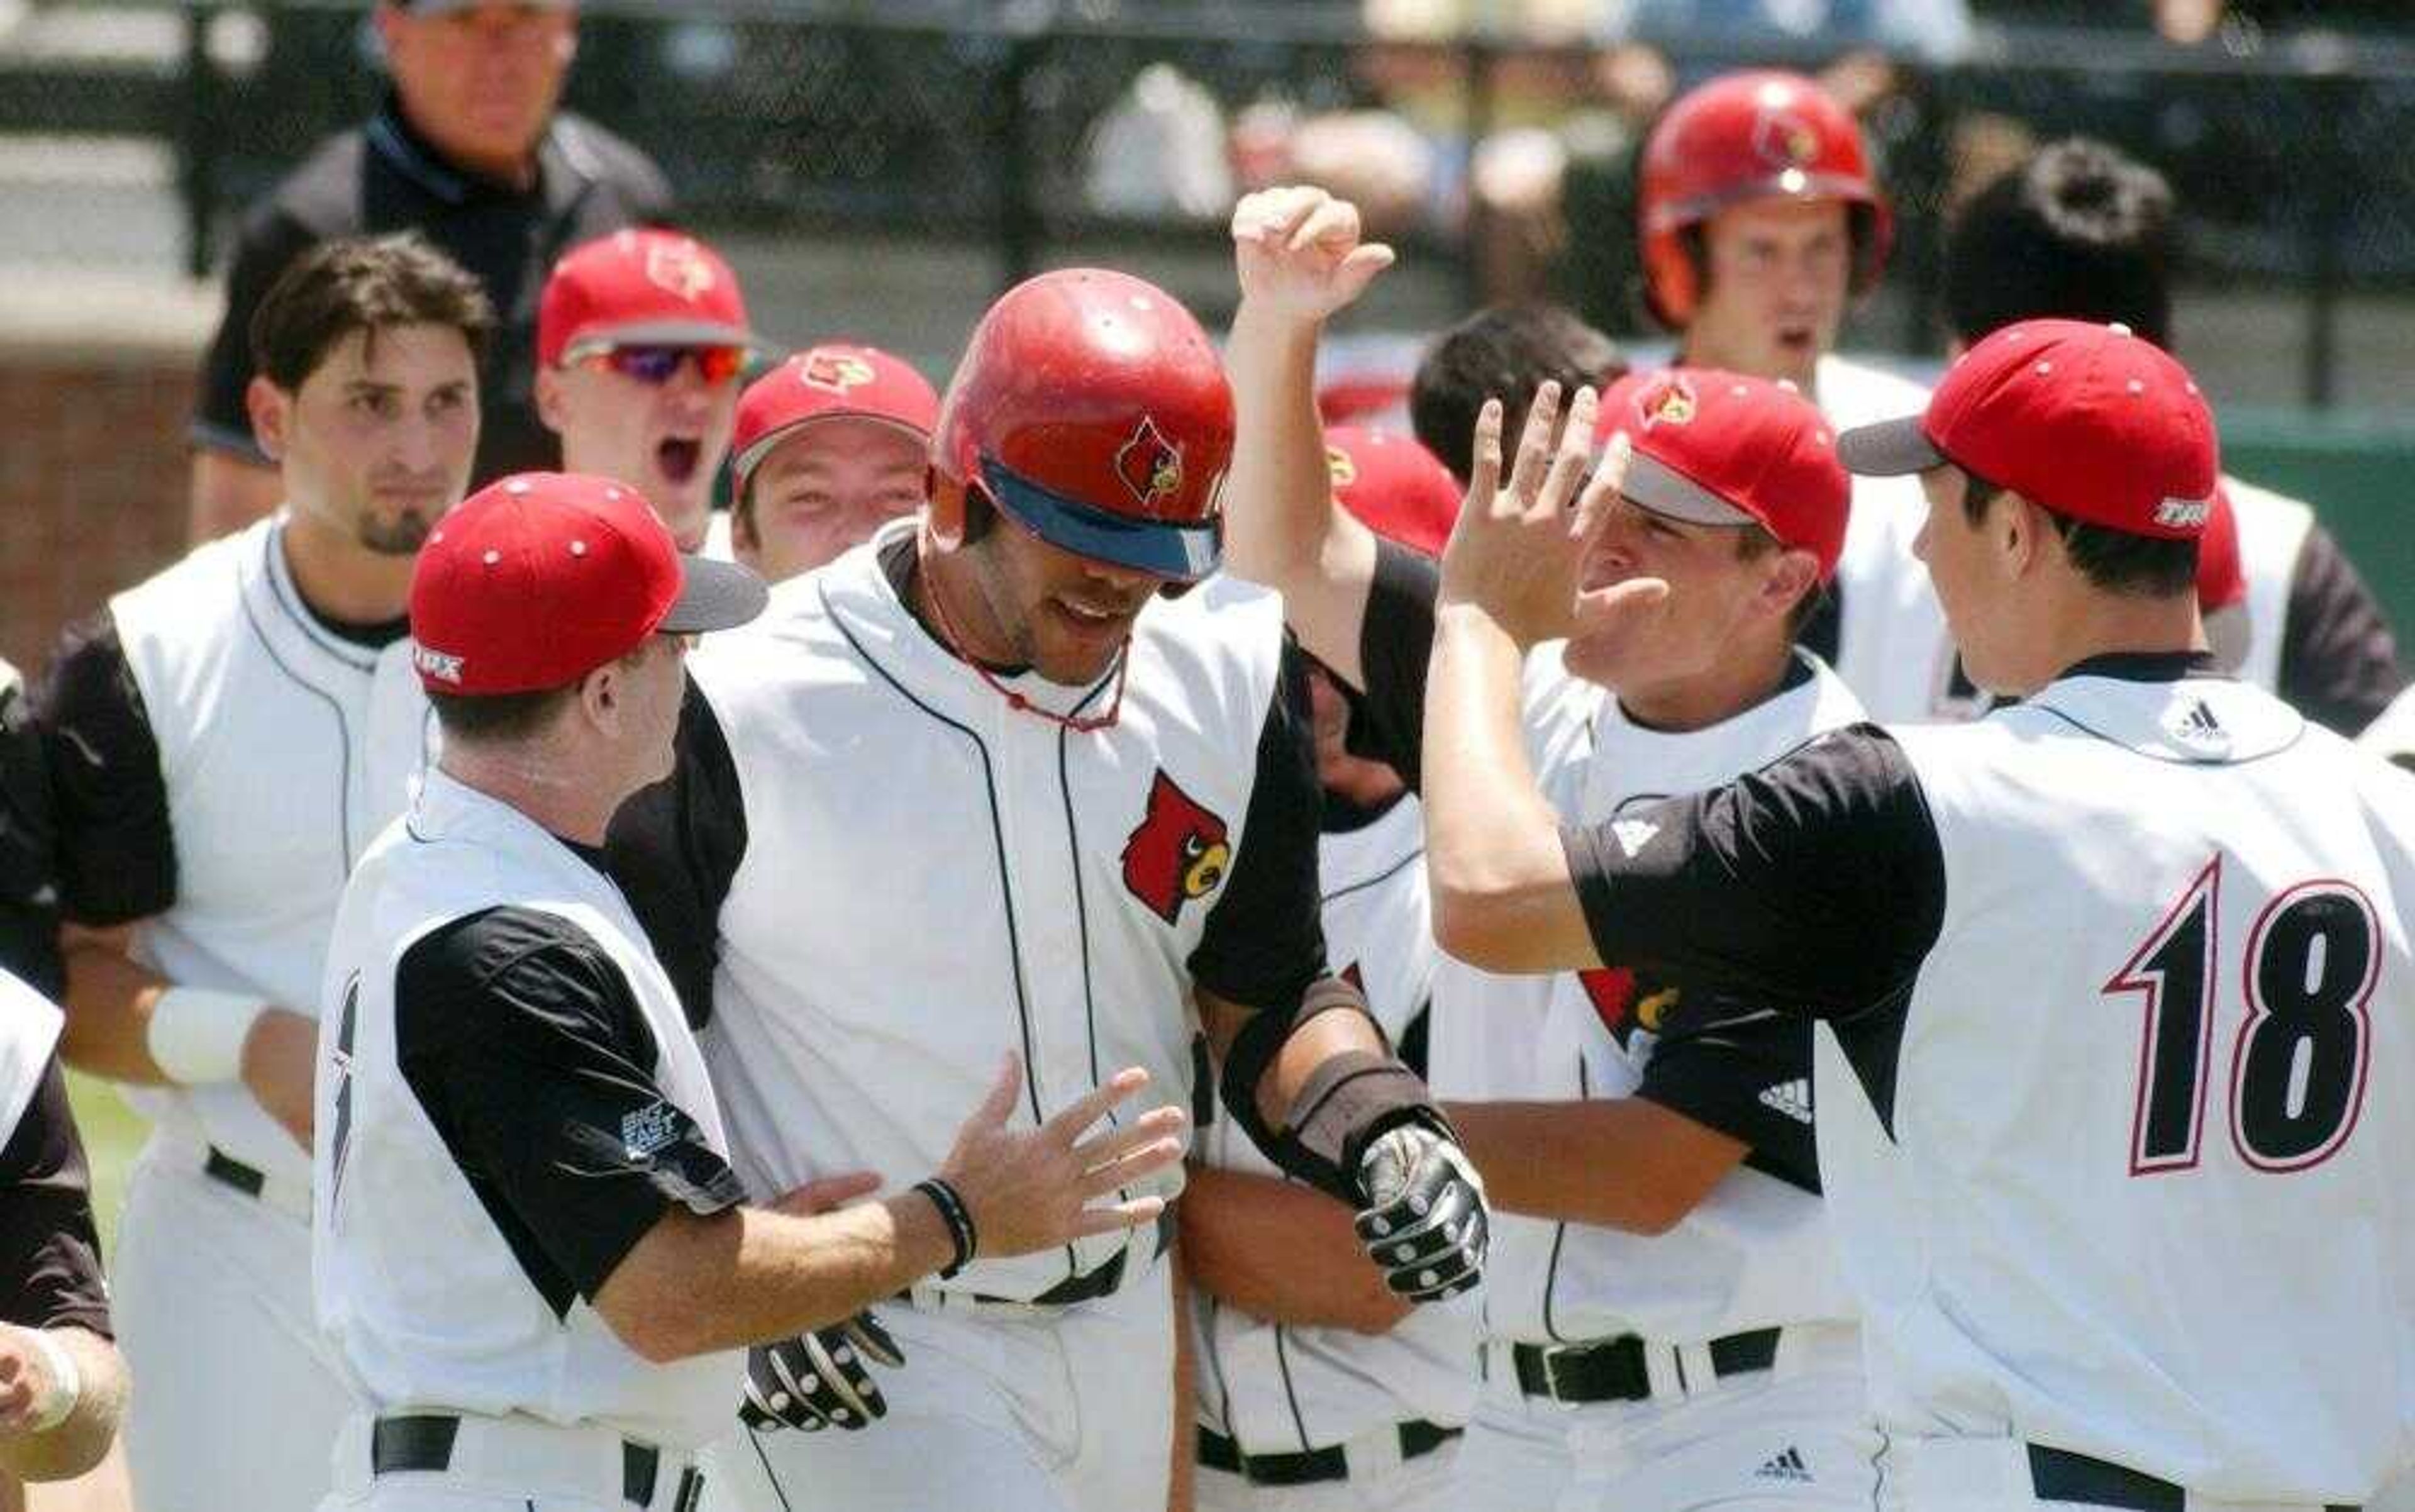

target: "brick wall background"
[0,353,193,677]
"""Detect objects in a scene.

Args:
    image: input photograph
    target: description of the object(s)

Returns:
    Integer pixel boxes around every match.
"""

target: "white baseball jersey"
[1446,647,1867,1347]
[2226,474,2316,692]
[1564,659,2415,1503]
[652,524,1324,1304]
[316,769,745,1452]
[1816,354,1963,725]
[1192,794,1478,1451]
[2365,682,2415,768]
[106,515,433,1182]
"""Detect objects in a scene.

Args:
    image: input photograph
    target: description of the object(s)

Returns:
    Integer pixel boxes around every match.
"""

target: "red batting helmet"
[930,269,1231,585]
[1637,70,1894,328]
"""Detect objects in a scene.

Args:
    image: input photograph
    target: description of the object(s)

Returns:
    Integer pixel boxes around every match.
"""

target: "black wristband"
[914,1177,977,1278]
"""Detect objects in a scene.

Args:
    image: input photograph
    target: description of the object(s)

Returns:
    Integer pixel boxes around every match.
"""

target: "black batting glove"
[738,1313,905,1433]
[1352,1123,1489,1303]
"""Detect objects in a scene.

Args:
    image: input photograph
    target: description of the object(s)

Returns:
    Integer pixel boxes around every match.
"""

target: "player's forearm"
[1424,605,1593,974]
[1179,1165,1408,1334]
[0,1328,127,1482]
[602,1193,953,1362]
[1223,301,1377,682]
[58,938,174,1085]
[1445,1099,1744,1235]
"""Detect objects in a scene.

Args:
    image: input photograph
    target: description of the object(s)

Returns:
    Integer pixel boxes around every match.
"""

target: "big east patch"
[1121,770,1231,923]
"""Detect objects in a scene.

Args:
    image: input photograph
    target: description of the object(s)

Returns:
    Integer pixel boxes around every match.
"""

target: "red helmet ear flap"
[1642,230,1701,329]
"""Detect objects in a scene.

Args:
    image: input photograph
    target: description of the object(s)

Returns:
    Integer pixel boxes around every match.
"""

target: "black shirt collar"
[2057,650,2221,684]
[368,93,565,206]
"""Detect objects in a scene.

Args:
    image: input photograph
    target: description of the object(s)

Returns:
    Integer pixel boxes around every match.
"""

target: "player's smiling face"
[540,350,740,552]
[955,514,1161,687]
[1565,492,1811,703]
[1681,198,1852,391]
[257,322,479,558]
[737,420,930,584]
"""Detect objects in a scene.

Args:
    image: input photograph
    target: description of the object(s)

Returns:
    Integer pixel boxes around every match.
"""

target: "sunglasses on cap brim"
[575,345,748,387]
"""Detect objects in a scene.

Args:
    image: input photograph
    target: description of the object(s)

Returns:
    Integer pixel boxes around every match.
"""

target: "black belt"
[2026,1445,2357,1512]
[371,1415,704,1511]
[203,1146,266,1198]
[1196,1420,1459,1487]
[1509,1326,1780,1404]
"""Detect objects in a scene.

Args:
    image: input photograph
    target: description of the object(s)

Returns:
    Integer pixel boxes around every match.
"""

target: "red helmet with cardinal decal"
[929,268,1233,586]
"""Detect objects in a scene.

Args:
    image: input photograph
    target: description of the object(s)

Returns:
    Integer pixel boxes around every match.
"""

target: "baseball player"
[1933,136,2406,733]
[726,343,940,584]
[1182,425,1475,1512]
[1629,68,1955,723]
[600,258,1488,1512]
[1224,186,1878,1511]
[2366,684,2415,772]
[535,228,765,555]
[1406,304,1627,484]
[0,662,60,1001]
[0,967,125,1484]
[315,470,1185,1512]
[1428,319,2415,1509]
[31,233,492,1512]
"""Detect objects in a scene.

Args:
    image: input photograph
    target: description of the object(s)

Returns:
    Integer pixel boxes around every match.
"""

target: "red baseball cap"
[537,230,762,369]
[730,344,940,494]
[1593,368,1852,580]
[1325,426,1460,558]
[411,472,767,695]
[1837,319,2219,539]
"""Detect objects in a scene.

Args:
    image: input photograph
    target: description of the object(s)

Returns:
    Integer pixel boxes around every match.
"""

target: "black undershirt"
[0,1053,111,1338]
[0,672,62,999]
[392,905,743,1316]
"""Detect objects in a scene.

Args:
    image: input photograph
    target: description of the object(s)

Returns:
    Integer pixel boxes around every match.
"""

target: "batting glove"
[1352,1124,1488,1303]
[738,1313,904,1433]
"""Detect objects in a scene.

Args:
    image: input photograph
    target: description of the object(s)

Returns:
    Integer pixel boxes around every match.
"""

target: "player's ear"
[247,377,293,463]
[1759,547,1821,625]
[535,365,568,436]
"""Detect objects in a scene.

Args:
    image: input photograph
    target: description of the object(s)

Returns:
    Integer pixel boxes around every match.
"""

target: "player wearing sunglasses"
[536,228,766,550]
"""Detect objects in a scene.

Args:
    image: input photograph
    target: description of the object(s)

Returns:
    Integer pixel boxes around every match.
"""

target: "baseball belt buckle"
[1538,1343,1584,1402]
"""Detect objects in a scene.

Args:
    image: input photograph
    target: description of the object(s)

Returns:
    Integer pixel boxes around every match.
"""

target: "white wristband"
[21,1328,79,1434]
[147,987,269,1086]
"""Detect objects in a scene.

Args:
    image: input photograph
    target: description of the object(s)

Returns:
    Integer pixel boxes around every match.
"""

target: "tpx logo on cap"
[1638,375,1699,430]
[643,238,717,303]
[2155,496,2214,530]
[801,349,875,394]
[1114,416,1184,510]
[413,645,465,685]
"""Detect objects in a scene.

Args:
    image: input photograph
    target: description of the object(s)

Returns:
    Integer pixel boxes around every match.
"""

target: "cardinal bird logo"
[1324,442,1358,492]
[1752,104,1822,171]
[642,237,718,303]
[1636,375,1698,431]
[801,348,876,394]
[1121,770,1231,925]
[1579,966,1679,1038]
[1114,417,1185,513]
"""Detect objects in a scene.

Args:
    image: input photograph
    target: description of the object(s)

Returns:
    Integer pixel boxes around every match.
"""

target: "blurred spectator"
[187,0,675,543]
[1085,64,1233,220]
[727,344,940,583]
[1601,0,1975,63]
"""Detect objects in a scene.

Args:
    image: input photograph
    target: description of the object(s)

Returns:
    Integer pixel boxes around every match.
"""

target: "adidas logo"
[2168,698,2230,754]
[1755,1446,1813,1483]
[1611,818,1660,858]
[1758,1079,1813,1125]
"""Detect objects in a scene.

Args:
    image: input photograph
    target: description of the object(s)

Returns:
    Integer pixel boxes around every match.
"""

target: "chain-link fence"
[8,1,2415,408]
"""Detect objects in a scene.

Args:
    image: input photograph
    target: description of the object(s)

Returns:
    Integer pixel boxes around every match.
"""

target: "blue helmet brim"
[981,457,1222,582]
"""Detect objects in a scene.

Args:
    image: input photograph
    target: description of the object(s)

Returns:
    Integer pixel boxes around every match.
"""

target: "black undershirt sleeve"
[31,611,177,926]
[1351,539,1444,789]
[395,907,743,1315]
[602,676,748,1029]
[1562,725,1946,1018]
[1632,996,1821,1190]
[1187,640,1330,1014]
[0,1055,111,1337]
[2276,524,2407,738]
[0,672,62,1000]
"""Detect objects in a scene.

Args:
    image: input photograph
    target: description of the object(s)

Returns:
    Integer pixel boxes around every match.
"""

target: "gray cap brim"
[1836,416,1945,477]
[1621,450,1757,528]
[661,555,769,635]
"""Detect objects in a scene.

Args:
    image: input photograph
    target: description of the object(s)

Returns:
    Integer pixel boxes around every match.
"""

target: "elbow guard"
[1218,976,1447,1206]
